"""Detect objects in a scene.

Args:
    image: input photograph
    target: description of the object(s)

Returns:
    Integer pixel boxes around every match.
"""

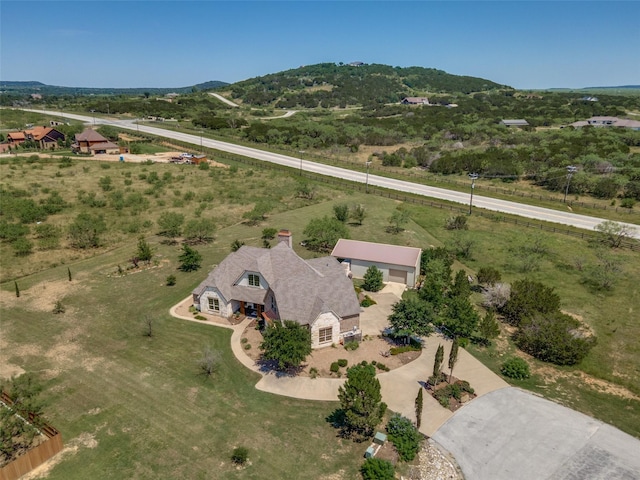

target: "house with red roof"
[6,127,65,149]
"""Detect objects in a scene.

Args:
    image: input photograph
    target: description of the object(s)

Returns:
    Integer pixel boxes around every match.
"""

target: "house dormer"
[235,271,268,289]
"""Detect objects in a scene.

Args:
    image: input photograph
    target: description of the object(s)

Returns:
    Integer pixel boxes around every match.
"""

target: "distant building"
[73,129,121,154]
[568,116,640,130]
[500,119,529,127]
[348,61,365,67]
[401,97,430,105]
[6,126,65,149]
[580,96,599,102]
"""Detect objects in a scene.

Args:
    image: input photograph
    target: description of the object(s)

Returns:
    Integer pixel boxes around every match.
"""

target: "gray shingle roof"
[193,243,360,324]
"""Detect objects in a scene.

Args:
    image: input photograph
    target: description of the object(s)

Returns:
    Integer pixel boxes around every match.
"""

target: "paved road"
[207,92,239,107]
[22,109,639,239]
[433,388,640,480]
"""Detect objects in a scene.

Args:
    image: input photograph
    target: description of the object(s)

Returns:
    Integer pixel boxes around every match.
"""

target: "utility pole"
[365,161,372,193]
[90,110,95,125]
[468,173,479,214]
[564,165,577,203]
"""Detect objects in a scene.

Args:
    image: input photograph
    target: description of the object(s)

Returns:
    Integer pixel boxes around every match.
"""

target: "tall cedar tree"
[448,338,459,383]
[432,344,444,384]
[136,236,154,265]
[338,362,387,440]
[363,265,384,292]
[415,388,423,429]
[178,244,202,272]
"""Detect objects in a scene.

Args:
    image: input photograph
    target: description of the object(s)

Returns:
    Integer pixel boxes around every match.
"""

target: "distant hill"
[224,62,511,107]
[0,80,229,96]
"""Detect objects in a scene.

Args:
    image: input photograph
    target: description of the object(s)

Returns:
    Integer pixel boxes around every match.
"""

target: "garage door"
[388,269,407,284]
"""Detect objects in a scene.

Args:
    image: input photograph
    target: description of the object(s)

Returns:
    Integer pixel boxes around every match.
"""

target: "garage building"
[331,239,421,288]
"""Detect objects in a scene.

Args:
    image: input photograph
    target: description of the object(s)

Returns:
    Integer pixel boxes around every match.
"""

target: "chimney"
[277,229,292,248]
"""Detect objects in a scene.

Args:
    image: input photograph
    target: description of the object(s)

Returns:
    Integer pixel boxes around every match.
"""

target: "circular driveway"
[432,387,640,480]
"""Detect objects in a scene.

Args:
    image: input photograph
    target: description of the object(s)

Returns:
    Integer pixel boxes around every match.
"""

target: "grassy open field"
[1,153,639,478]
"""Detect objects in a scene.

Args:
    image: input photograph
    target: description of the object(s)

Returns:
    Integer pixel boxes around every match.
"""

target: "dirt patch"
[0,279,84,313]
[20,432,98,480]
[240,321,421,378]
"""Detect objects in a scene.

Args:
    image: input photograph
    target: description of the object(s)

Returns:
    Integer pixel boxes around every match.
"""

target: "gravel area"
[405,440,464,480]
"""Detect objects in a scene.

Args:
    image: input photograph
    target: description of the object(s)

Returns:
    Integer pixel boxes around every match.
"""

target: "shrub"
[330,362,340,373]
[360,458,395,480]
[241,337,248,344]
[386,414,422,462]
[445,215,468,230]
[194,315,206,321]
[376,362,390,372]
[360,295,377,307]
[501,357,531,380]
[309,367,318,379]
[52,300,65,314]
[231,446,248,465]
[476,266,501,286]
[514,313,596,365]
[244,344,251,350]
[390,344,420,355]
[165,274,176,286]
[344,341,359,351]
[337,359,348,368]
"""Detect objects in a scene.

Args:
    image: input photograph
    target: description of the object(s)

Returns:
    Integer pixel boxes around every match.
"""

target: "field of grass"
[1,151,639,477]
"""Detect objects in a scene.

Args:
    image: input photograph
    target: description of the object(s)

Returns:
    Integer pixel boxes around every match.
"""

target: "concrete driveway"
[432,388,640,480]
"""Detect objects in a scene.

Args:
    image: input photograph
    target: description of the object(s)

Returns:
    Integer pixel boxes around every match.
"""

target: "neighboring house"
[6,127,65,149]
[331,239,422,288]
[402,97,430,105]
[192,230,361,349]
[500,119,529,127]
[580,96,598,102]
[568,116,640,130]
[73,129,121,154]
[348,61,365,67]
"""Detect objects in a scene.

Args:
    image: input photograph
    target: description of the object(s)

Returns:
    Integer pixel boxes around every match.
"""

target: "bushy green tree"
[386,414,422,461]
[351,204,366,225]
[183,218,216,244]
[363,265,383,292]
[303,216,349,252]
[477,311,501,342]
[157,211,185,239]
[476,266,501,286]
[260,320,312,370]
[419,258,452,311]
[333,203,349,223]
[501,279,561,326]
[450,269,471,299]
[440,296,479,339]
[178,244,202,272]
[338,362,387,440]
[261,227,278,248]
[388,297,434,337]
[136,236,154,265]
[242,201,272,225]
[68,213,106,248]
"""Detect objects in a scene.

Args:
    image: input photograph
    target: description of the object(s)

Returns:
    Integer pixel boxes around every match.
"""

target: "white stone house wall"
[199,287,231,317]
[309,311,341,348]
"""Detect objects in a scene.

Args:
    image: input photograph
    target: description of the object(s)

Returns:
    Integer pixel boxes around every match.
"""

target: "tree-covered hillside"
[226,63,509,107]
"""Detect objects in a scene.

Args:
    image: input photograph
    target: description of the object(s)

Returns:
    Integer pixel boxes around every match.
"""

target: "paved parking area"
[432,388,640,480]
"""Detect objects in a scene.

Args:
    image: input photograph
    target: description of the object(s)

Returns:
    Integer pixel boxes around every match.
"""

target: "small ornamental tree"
[178,244,202,272]
[351,204,366,225]
[432,344,444,385]
[260,320,312,370]
[386,414,422,462]
[415,388,423,429]
[478,311,501,343]
[261,227,278,248]
[338,362,387,440]
[362,265,384,292]
[448,338,459,383]
[136,236,154,265]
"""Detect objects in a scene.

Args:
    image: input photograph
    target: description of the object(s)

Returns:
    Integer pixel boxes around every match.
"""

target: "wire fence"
[149,138,640,252]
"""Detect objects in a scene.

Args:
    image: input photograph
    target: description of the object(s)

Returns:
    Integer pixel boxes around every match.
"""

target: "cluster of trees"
[388,248,494,343]
[489,278,597,365]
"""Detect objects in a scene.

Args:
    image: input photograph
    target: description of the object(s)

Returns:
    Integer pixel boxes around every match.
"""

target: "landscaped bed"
[240,320,422,378]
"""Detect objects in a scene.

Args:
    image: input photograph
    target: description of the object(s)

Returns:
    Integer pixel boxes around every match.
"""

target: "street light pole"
[365,161,372,193]
[299,150,305,176]
[564,165,577,203]
[468,173,479,214]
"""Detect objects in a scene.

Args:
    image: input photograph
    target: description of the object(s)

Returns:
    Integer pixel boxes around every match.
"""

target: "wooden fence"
[0,392,63,480]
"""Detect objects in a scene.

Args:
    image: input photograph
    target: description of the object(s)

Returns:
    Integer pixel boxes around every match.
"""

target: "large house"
[401,97,430,105]
[331,239,422,288]
[6,126,65,149]
[73,129,121,154]
[192,231,361,349]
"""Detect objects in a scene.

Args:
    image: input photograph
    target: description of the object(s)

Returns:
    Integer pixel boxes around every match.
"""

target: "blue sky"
[1,1,638,89]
